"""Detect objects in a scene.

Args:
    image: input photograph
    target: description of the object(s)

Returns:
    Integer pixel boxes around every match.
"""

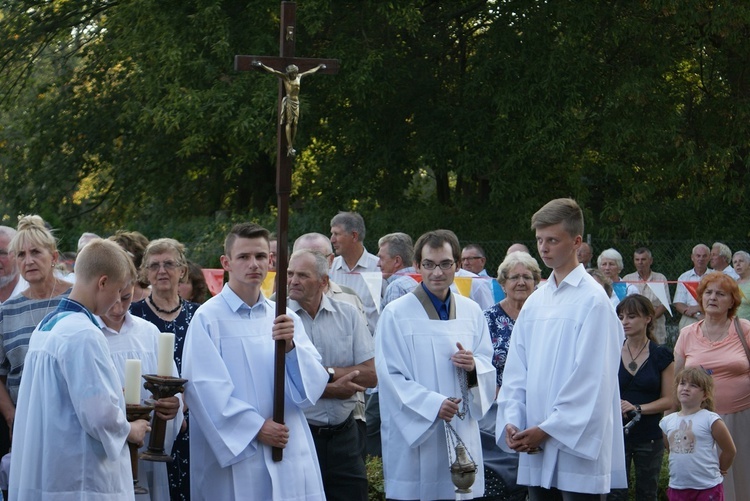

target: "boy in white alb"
[496,198,627,499]
[98,282,184,501]
[9,239,151,501]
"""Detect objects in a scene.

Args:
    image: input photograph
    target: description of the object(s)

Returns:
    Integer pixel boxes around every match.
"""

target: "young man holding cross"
[182,223,329,501]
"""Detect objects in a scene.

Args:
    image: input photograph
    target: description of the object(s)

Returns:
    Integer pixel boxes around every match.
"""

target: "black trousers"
[309,414,368,501]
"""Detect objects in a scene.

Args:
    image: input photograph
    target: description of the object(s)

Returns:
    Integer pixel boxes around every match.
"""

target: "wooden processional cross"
[234,1,339,462]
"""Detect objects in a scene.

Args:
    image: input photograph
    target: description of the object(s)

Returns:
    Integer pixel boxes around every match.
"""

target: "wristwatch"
[327,367,335,383]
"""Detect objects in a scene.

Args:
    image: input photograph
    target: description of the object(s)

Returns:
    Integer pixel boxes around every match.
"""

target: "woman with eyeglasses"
[673,272,750,501]
[130,238,199,501]
[475,251,541,501]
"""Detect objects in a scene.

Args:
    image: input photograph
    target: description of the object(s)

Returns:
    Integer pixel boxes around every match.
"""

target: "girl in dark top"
[609,294,675,501]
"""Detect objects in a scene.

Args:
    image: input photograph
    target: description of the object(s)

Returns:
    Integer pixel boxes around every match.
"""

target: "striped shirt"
[0,289,71,404]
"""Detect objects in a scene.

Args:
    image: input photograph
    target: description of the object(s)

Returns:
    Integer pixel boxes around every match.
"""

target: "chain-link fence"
[465,239,750,348]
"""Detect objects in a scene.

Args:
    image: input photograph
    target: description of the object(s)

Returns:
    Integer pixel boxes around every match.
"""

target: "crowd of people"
[0,200,745,500]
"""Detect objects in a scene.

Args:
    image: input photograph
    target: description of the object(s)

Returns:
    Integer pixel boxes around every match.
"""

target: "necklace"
[701,320,730,343]
[148,293,183,314]
[626,339,648,371]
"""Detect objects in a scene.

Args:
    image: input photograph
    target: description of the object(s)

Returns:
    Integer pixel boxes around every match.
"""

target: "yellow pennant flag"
[261,271,276,298]
[453,276,472,298]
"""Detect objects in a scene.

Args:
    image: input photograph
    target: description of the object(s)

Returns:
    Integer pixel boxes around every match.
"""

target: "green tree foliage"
[1,1,750,252]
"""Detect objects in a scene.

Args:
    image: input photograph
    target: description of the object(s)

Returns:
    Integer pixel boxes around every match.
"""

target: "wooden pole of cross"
[234,1,339,462]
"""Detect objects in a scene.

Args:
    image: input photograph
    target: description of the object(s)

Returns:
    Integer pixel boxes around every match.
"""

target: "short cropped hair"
[497,251,541,287]
[75,239,136,284]
[378,232,413,264]
[224,223,270,257]
[462,243,486,258]
[414,229,461,265]
[293,232,333,255]
[616,294,656,342]
[330,212,366,242]
[634,247,652,258]
[696,272,741,319]
[10,215,58,255]
[733,250,750,265]
[0,226,16,241]
[597,248,625,271]
[712,242,732,263]
[290,249,329,279]
[530,198,583,238]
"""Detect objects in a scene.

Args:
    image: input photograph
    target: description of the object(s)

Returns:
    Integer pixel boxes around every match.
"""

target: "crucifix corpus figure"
[233,1,339,464]
[253,61,326,157]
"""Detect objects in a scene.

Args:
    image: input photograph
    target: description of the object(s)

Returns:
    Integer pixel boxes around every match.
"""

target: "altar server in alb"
[9,239,151,501]
[376,229,495,500]
[496,198,627,498]
[182,223,329,501]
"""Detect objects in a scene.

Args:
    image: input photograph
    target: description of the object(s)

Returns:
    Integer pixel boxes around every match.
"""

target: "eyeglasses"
[147,261,180,272]
[421,260,455,270]
[461,256,483,262]
[507,274,534,282]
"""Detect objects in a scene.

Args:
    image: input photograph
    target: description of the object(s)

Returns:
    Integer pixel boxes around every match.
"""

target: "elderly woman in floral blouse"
[477,251,541,501]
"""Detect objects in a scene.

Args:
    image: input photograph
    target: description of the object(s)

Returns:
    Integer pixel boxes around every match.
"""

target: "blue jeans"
[607,438,664,501]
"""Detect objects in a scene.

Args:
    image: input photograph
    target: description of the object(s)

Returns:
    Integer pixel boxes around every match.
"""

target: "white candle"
[157,332,175,377]
[124,359,142,405]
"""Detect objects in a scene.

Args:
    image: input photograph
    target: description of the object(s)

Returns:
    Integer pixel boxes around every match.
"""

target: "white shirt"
[330,249,381,335]
[454,268,495,310]
[288,295,374,426]
[0,276,27,305]
[722,265,740,280]
[496,264,627,494]
[674,268,711,306]
[660,409,723,490]
[99,313,184,501]
[182,286,329,501]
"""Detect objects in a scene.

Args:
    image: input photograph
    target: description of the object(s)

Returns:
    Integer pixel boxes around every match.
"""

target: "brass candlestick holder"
[139,374,187,462]
[126,402,154,494]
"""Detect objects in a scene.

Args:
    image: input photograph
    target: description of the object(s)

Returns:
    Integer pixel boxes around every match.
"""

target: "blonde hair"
[74,239,136,284]
[9,215,58,255]
[675,367,715,412]
[530,198,583,238]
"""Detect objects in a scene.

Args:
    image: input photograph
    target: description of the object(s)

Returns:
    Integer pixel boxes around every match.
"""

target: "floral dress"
[130,299,199,501]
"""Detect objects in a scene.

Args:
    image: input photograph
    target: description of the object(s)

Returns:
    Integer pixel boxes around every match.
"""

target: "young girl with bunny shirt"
[660,367,736,500]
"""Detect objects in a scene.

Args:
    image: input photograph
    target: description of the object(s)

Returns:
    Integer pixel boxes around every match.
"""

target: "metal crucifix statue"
[234,1,339,462]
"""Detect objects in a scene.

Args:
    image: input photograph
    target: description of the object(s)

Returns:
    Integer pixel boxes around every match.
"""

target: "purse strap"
[732,317,750,367]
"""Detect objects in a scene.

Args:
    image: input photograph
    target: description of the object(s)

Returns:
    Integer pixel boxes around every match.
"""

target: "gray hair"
[733,250,750,263]
[692,243,709,254]
[330,211,366,242]
[290,249,329,279]
[497,251,542,287]
[597,248,624,271]
[712,242,732,263]
[0,226,16,241]
[77,232,101,253]
[293,232,333,255]
[378,232,413,264]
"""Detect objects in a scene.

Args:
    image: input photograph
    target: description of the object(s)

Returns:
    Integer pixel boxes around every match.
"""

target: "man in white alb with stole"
[376,229,495,500]
[182,223,329,501]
